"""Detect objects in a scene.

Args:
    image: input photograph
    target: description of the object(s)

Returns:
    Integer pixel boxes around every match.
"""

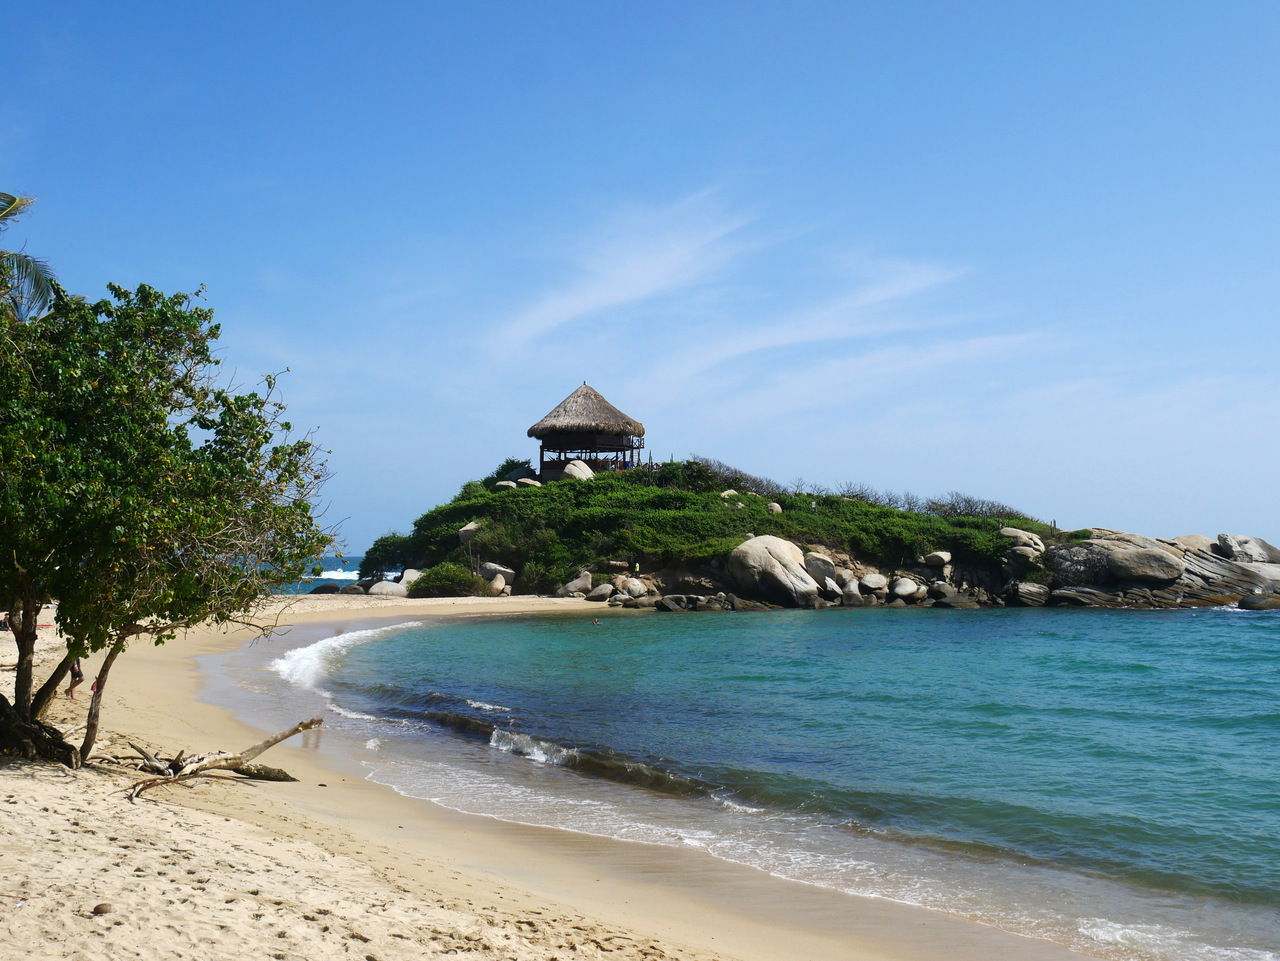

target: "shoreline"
[5,595,1091,961]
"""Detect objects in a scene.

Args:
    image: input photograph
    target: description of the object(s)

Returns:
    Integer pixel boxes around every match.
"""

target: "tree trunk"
[9,587,41,718]
[0,692,79,768]
[31,652,75,720]
[79,638,125,762]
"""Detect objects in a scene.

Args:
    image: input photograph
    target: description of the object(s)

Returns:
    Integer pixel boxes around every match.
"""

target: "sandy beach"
[2,595,1091,961]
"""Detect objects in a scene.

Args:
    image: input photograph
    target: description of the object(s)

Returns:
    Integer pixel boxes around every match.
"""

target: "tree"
[0,283,332,764]
[0,192,56,321]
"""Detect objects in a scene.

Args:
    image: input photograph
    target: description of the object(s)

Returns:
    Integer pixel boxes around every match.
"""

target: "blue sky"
[6,3,1279,550]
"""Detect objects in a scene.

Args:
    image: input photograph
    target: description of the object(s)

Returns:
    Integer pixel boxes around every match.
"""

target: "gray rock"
[1217,534,1280,564]
[841,585,864,606]
[562,459,595,481]
[1009,545,1043,564]
[368,580,408,597]
[860,572,888,591]
[890,577,919,598]
[767,502,783,514]
[612,576,647,598]
[489,573,506,596]
[1043,542,1113,587]
[480,562,516,583]
[726,535,821,608]
[607,593,626,606]
[339,584,366,595]
[1000,527,1045,553]
[585,583,615,602]
[308,584,340,594]
[1239,594,1280,611]
[1088,530,1182,557]
[924,551,952,566]
[1173,534,1214,552]
[556,571,593,597]
[932,596,981,609]
[397,568,422,585]
[1005,581,1050,607]
[494,480,518,490]
[803,552,838,584]
[1107,549,1185,584]
[927,581,956,599]
[516,477,542,487]
[458,521,481,544]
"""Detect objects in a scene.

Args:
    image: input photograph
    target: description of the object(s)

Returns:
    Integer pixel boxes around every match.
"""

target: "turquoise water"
[227,606,1280,961]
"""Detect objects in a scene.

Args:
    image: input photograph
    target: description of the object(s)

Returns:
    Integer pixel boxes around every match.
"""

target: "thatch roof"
[528,383,645,439]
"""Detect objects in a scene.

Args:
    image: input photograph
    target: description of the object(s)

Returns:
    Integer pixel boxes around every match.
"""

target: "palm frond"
[0,192,35,226]
[1,250,57,319]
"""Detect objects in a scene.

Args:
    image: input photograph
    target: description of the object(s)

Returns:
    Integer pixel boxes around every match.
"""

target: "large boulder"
[1217,534,1280,564]
[890,576,920,599]
[489,574,506,596]
[458,521,481,544]
[924,551,952,567]
[860,572,888,591]
[585,583,615,602]
[1107,549,1184,584]
[494,480,517,490]
[726,535,820,607]
[1088,529,1182,558]
[1000,527,1045,553]
[339,584,366,595]
[1173,534,1214,552]
[516,477,542,487]
[562,459,595,481]
[766,502,783,514]
[556,571,593,597]
[1239,594,1280,611]
[612,576,647,598]
[803,552,838,584]
[397,568,422,585]
[480,562,516,583]
[368,580,408,597]
[308,583,340,594]
[1004,581,1049,607]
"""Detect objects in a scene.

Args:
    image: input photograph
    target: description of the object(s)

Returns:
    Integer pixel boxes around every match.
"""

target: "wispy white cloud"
[495,190,755,351]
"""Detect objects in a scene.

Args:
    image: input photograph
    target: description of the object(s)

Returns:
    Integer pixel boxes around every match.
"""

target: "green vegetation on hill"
[362,460,1053,593]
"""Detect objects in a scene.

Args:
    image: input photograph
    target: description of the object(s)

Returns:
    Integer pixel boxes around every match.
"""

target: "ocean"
[202,605,1280,961]
[278,554,366,593]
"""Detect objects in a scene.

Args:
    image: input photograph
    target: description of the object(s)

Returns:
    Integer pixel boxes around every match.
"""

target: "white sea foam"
[466,699,511,712]
[317,569,359,580]
[365,738,383,751]
[269,622,423,690]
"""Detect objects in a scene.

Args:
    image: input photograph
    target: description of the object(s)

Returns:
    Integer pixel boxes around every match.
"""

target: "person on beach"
[66,658,85,699]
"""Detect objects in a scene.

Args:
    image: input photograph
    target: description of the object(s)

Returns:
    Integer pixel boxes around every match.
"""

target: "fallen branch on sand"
[124,717,323,800]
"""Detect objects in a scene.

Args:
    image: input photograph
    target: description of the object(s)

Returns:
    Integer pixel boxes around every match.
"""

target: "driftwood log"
[125,716,322,800]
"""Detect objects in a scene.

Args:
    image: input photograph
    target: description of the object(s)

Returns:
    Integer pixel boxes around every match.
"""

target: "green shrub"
[407,562,491,598]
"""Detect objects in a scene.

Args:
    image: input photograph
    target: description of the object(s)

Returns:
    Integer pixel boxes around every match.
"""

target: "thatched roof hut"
[528,383,645,478]
[527,383,644,439]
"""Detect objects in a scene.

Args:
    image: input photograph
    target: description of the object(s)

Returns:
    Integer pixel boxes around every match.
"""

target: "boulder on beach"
[489,574,506,596]
[308,583,340,594]
[368,580,408,597]
[585,583,615,602]
[480,562,516,583]
[556,571,593,597]
[397,568,422,585]
[726,535,820,608]
[339,584,366,595]
[924,551,952,567]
